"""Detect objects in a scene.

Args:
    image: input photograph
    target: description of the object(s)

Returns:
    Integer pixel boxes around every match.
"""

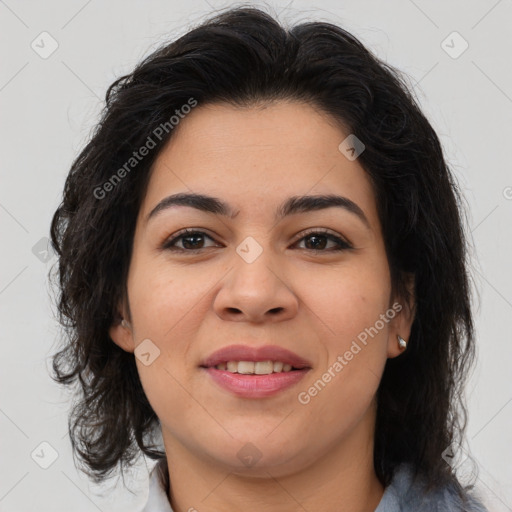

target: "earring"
[397,335,407,350]
[121,319,130,329]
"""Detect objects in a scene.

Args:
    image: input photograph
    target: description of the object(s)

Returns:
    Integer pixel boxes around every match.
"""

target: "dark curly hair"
[49,4,477,498]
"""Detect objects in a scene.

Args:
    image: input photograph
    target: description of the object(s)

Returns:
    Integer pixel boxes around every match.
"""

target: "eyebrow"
[146,192,370,228]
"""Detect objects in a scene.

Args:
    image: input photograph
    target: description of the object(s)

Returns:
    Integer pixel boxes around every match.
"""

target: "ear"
[387,273,416,359]
[109,302,135,354]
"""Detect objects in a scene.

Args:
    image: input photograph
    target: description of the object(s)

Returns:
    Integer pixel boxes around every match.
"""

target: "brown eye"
[162,228,352,254]
[163,230,219,252]
[294,230,352,252]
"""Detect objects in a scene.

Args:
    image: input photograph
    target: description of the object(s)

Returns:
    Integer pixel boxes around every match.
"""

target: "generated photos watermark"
[93,97,198,200]
[297,302,403,405]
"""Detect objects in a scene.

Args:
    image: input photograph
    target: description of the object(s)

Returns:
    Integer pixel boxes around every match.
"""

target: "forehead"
[139,101,379,227]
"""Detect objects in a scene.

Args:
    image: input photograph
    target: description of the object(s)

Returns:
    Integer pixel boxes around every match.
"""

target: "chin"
[207,435,310,475]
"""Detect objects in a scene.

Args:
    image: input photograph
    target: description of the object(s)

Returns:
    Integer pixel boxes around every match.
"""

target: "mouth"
[203,360,306,374]
[199,344,312,398]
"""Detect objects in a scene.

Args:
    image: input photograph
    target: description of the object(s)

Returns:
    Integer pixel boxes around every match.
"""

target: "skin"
[110,100,415,512]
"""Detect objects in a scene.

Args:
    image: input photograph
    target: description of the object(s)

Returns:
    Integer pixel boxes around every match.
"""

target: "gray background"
[1,0,511,510]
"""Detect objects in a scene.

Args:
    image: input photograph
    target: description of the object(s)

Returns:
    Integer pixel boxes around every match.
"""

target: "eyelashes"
[161,228,353,254]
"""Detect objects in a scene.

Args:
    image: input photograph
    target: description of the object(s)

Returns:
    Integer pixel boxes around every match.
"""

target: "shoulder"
[375,464,489,512]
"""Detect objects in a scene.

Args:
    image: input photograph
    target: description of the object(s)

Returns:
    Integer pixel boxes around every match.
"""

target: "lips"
[200,344,312,370]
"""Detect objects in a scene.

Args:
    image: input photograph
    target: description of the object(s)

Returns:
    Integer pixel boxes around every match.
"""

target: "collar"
[141,461,486,512]
[142,459,173,512]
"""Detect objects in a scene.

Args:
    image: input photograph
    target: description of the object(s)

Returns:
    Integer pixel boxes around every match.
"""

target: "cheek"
[129,269,200,420]
[297,261,391,343]
[128,259,209,340]
[296,261,391,405]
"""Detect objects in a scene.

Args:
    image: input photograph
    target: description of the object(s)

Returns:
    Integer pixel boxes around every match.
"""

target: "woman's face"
[110,100,413,477]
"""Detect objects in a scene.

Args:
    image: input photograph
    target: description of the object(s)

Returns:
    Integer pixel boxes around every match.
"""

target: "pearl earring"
[397,335,407,350]
[121,319,130,329]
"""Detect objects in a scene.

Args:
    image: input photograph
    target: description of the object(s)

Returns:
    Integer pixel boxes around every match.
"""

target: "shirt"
[141,459,488,512]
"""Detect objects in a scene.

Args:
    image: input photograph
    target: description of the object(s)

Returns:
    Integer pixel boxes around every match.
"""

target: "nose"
[213,245,299,324]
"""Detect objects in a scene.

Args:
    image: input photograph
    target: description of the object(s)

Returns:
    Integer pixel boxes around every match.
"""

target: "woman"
[50,6,489,511]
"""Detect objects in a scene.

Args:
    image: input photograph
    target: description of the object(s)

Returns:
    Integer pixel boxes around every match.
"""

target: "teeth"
[273,361,283,372]
[214,360,296,374]
[255,361,273,374]
[238,361,255,374]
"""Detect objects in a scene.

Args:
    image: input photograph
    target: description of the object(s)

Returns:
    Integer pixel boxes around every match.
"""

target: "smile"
[214,360,298,374]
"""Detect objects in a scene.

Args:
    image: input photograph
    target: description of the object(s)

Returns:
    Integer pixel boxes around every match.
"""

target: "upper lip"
[200,344,312,369]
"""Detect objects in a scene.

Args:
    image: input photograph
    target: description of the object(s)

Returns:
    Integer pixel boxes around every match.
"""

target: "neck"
[161,405,385,512]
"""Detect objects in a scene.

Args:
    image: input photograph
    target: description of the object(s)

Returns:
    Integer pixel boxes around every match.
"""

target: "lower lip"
[203,367,310,398]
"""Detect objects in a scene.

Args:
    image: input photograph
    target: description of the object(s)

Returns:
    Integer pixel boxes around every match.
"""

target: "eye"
[162,229,219,252]
[162,228,353,253]
[292,229,353,252]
